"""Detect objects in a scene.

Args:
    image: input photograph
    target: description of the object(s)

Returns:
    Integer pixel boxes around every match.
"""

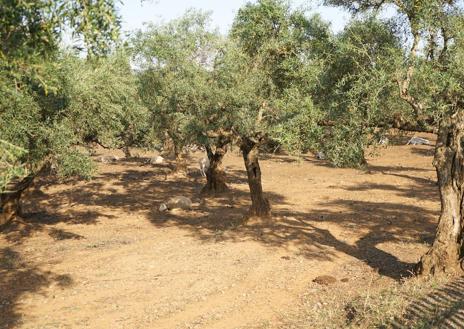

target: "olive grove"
[2,0,464,279]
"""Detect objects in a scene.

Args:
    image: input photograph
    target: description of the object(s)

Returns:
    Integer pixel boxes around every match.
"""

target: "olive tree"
[63,52,150,158]
[0,0,121,225]
[326,0,464,275]
[226,0,323,217]
[318,18,404,167]
[132,10,220,173]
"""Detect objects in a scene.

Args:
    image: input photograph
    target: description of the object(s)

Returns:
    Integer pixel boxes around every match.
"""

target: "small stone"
[159,203,168,212]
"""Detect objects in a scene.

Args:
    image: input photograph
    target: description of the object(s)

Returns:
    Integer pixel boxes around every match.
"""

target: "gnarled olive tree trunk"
[240,138,271,217]
[0,174,35,226]
[202,138,229,194]
[417,110,464,275]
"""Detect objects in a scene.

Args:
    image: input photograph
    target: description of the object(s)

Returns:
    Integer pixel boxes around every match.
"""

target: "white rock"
[407,137,430,145]
[379,137,389,145]
[166,196,192,210]
[159,203,168,212]
[315,151,326,160]
[148,155,164,164]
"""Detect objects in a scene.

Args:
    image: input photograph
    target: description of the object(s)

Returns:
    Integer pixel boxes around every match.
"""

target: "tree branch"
[396,30,424,117]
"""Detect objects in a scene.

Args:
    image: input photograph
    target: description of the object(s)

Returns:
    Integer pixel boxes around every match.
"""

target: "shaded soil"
[0,134,441,328]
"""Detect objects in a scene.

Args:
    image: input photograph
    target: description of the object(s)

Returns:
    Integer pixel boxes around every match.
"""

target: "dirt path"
[0,134,440,328]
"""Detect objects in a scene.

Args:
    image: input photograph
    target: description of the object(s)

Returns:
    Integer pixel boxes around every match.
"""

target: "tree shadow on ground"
[390,276,464,328]
[136,160,438,280]
[410,146,436,157]
[2,209,109,244]
[152,196,436,280]
[0,153,442,327]
[0,247,73,328]
[4,155,439,281]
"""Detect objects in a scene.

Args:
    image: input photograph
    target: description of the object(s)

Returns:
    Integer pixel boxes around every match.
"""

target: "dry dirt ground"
[1,134,441,328]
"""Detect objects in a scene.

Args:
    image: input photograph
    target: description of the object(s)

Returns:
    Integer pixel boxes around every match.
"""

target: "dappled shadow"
[367,164,434,174]
[162,196,436,279]
[141,164,438,280]
[343,180,436,201]
[410,146,436,157]
[0,173,117,244]
[273,198,437,279]
[2,208,113,244]
[260,153,302,163]
[387,134,416,146]
[3,153,440,281]
[390,276,464,328]
[0,247,73,328]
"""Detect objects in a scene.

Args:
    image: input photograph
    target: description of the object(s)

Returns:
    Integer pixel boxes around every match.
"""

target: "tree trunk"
[417,111,464,275]
[173,145,188,174]
[241,139,271,217]
[123,145,132,158]
[202,140,229,194]
[0,174,35,227]
[162,132,176,158]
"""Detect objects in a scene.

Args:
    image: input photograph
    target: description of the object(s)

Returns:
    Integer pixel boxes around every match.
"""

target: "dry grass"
[278,272,458,329]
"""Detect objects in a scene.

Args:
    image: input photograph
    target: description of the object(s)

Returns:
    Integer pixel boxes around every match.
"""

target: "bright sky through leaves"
[119,0,351,34]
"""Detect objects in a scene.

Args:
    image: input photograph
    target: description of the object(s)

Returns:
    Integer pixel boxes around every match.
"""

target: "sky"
[119,0,352,36]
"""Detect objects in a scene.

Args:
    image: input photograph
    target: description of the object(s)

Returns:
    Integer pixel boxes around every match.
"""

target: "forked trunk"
[241,139,271,217]
[417,110,464,275]
[0,175,35,227]
[202,141,229,194]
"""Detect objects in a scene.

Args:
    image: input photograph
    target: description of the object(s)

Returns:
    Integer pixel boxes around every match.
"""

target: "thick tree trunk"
[0,174,35,227]
[417,111,464,275]
[241,139,271,217]
[202,141,229,194]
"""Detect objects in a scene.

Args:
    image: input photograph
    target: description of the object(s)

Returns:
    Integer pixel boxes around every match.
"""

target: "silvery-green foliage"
[0,1,121,190]
[227,0,324,153]
[0,140,28,192]
[319,18,403,167]
[62,51,150,149]
[132,10,221,152]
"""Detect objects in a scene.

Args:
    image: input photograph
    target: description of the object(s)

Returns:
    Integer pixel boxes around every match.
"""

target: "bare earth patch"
[0,134,442,328]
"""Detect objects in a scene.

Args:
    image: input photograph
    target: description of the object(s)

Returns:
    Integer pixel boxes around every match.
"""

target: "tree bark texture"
[202,139,229,194]
[417,110,464,275]
[241,138,271,217]
[0,174,35,227]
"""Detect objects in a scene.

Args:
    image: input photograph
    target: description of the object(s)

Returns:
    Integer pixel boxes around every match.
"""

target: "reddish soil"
[0,133,440,328]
